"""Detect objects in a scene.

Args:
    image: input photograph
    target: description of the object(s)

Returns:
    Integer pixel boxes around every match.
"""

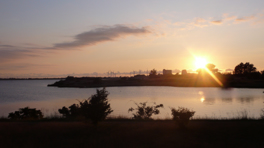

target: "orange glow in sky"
[1,1,264,78]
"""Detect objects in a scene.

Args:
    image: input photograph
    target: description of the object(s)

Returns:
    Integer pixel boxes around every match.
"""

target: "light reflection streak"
[190,53,223,87]
[204,67,223,87]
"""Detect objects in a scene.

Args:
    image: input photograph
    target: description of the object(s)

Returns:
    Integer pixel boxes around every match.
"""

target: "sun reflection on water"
[200,97,205,102]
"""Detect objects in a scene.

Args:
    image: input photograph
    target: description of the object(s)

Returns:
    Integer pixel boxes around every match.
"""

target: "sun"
[195,57,208,69]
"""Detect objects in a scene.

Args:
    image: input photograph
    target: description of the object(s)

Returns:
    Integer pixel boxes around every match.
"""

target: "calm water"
[0,80,264,119]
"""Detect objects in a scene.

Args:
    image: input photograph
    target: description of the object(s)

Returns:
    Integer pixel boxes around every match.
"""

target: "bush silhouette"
[8,107,43,120]
[58,104,81,119]
[128,102,163,120]
[58,88,113,125]
[171,107,195,128]
[80,88,113,125]
[261,109,264,120]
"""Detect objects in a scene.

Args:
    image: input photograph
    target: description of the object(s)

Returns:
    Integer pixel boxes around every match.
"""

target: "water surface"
[0,80,264,119]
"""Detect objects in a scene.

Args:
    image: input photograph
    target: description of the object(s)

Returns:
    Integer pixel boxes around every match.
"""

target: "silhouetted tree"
[171,107,195,128]
[80,88,113,125]
[128,102,163,120]
[8,111,20,120]
[58,106,70,118]
[58,104,80,119]
[234,62,256,75]
[149,69,157,76]
[8,107,43,120]
[260,70,264,79]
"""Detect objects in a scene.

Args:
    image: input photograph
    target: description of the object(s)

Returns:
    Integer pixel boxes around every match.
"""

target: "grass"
[0,120,264,148]
[1,111,263,122]
[1,110,264,147]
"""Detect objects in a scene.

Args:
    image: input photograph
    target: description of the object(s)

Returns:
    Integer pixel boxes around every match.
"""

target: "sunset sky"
[1,0,264,78]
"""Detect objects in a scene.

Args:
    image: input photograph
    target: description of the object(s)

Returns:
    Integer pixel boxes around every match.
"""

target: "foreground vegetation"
[0,119,264,148]
[2,88,264,147]
[2,109,264,147]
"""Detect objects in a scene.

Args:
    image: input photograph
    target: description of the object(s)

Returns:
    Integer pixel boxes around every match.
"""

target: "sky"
[1,0,264,78]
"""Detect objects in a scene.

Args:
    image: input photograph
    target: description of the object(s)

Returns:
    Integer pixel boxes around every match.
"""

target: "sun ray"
[192,55,223,87]
[204,68,223,87]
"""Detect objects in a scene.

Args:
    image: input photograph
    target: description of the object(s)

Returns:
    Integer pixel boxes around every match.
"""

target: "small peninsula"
[48,73,264,89]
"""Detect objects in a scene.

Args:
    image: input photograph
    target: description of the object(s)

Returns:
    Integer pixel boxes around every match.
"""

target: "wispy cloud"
[194,18,208,28]
[0,24,152,63]
[222,13,236,21]
[174,13,263,30]
[210,20,223,25]
[0,44,40,63]
[0,63,53,71]
[54,24,152,49]
[234,15,255,23]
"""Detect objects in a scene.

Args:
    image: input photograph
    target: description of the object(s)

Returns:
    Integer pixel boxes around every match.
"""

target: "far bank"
[48,75,264,88]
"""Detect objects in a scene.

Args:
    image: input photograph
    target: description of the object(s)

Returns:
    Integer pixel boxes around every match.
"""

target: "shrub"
[80,88,113,125]
[171,107,195,128]
[58,88,113,125]
[128,102,163,120]
[58,104,81,119]
[261,109,264,120]
[8,107,43,120]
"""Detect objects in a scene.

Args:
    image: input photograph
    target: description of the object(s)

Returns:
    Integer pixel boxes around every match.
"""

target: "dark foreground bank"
[1,120,264,148]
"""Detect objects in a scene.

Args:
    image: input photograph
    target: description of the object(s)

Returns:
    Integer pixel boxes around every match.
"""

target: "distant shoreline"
[0,78,61,80]
[47,76,264,89]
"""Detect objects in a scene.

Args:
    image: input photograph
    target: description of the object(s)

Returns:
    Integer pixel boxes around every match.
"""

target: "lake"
[0,80,264,119]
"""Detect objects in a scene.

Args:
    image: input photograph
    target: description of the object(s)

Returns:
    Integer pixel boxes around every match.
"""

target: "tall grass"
[260,109,264,120]
[193,110,259,120]
[2,109,264,121]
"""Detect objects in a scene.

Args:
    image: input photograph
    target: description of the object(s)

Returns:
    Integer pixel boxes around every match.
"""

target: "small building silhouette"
[163,69,172,75]
[182,69,187,75]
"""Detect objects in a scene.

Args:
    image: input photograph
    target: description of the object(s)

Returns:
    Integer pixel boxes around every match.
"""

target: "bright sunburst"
[195,57,207,69]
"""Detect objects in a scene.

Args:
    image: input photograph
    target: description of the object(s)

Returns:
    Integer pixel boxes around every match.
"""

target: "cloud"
[235,15,255,23]
[210,20,223,25]
[54,24,152,49]
[222,14,257,24]
[222,13,236,21]
[0,63,53,71]
[0,24,152,64]
[195,18,206,24]
[0,44,41,63]
[193,18,208,28]
[174,13,263,30]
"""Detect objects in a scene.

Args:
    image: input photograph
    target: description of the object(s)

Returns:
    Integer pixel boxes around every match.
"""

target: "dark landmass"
[1,120,263,148]
[0,78,61,80]
[47,74,264,88]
